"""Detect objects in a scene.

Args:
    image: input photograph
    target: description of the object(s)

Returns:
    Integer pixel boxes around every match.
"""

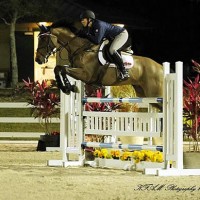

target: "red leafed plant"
[22,78,60,134]
[192,59,200,73]
[183,60,200,151]
[84,88,119,112]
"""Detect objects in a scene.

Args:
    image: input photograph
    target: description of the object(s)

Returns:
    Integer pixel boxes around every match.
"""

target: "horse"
[35,21,164,98]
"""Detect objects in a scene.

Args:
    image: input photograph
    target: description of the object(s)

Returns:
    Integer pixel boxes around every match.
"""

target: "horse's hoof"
[65,91,70,95]
[71,85,79,93]
[61,88,70,95]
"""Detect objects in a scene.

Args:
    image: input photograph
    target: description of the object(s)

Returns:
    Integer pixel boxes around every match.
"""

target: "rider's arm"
[86,22,106,44]
[77,27,90,37]
[77,21,106,44]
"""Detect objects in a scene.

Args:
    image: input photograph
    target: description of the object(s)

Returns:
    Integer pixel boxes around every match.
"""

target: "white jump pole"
[48,77,84,167]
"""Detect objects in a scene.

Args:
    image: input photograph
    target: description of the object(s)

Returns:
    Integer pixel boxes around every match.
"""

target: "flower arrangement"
[93,148,163,163]
[94,149,128,160]
[21,78,60,134]
[132,150,163,163]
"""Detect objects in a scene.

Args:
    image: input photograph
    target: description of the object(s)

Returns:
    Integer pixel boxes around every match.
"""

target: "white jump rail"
[0,102,60,138]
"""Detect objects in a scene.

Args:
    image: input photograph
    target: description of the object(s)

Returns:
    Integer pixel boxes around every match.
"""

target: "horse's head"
[35,25,57,64]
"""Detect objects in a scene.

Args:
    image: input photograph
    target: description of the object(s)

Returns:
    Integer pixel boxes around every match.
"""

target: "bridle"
[36,31,80,63]
[36,32,58,62]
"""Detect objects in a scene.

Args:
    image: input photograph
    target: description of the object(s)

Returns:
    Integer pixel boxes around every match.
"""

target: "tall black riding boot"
[112,51,130,80]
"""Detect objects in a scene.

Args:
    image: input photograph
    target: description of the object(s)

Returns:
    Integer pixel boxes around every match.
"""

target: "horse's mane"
[51,18,79,34]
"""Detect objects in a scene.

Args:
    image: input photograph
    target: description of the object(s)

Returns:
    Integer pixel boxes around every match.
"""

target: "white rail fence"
[0,102,60,138]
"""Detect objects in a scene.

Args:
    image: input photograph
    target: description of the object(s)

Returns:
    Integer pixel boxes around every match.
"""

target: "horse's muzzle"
[35,51,47,64]
[35,57,43,64]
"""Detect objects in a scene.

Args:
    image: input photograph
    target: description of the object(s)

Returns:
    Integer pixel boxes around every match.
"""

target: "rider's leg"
[112,50,129,79]
[109,30,130,80]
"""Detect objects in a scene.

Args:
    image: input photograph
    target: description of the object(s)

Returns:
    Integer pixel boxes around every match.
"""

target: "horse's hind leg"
[54,65,78,94]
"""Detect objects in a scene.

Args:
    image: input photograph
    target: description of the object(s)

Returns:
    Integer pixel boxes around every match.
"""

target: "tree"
[0,0,43,86]
[0,0,71,87]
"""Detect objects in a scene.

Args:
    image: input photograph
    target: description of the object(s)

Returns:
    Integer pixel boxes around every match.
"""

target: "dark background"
[19,0,200,79]
[79,0,200,62]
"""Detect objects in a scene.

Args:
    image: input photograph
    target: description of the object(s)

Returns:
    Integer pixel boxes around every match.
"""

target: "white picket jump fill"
[83,111,163,137]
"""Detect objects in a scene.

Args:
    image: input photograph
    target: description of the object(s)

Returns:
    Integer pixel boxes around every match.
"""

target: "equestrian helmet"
[80,10,95,20]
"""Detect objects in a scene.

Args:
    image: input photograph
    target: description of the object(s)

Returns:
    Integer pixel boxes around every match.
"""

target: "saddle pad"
[98,40,134,69]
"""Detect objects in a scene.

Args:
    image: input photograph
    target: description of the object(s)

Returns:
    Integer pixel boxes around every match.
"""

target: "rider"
[78,10,130,80]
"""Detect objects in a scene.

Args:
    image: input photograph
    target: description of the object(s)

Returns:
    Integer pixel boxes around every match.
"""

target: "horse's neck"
[52,27,99,66]
[62,36,94,56]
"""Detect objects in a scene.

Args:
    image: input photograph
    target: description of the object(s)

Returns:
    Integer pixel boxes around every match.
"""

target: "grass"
[0,108,31,117]
[0,123,59,132]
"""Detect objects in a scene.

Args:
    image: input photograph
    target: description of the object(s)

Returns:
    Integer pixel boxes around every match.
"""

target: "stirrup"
[118,71,128,81]
[123,70,130,78]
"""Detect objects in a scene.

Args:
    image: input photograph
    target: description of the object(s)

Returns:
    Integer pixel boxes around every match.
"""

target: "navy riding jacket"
[78,19,125,44]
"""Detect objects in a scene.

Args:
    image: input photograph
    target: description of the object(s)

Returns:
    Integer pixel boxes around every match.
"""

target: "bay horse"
[35,21,164,98]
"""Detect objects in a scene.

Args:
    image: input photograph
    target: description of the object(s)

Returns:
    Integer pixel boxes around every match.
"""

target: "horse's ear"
[36,23,49,32]
[36,23,42,30]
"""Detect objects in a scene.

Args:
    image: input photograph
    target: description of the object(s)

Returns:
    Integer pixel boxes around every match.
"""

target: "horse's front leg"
[54,65,78,94]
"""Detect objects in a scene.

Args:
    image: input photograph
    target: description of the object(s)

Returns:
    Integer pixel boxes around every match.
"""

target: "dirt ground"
[0,142,200,200]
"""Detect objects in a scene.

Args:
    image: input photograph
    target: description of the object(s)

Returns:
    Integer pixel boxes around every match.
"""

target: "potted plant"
[93,148,133,169]
[92,148,163,170]
[22,78,60,148]
[183,63,200,152]
[183,60,200,168]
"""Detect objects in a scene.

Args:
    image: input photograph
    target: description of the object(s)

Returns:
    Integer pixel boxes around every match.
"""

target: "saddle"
[98,40,134,69]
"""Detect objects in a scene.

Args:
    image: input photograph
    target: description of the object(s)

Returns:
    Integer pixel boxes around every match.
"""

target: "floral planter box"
[95,158,134,170]
[136,161,164,172]
[40,135,60,147]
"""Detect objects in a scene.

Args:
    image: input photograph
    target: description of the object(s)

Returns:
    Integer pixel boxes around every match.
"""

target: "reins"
[37,31,95,63]
[56,36,95,63]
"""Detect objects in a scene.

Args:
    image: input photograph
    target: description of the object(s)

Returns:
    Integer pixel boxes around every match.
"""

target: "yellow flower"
[101,149,109,158]
[121,151,132,161]
[114,150,120,158]
[98,151,103,158]
[93,148,163,163]
[155,152,163,163]
[93,149,100,157]
[132,150,163,163]
[110,150,115,156]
